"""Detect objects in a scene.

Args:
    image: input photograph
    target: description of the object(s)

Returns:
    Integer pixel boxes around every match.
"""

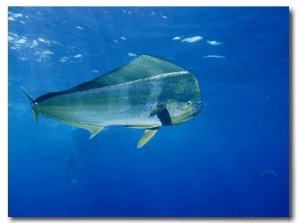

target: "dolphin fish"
[22,55,202,148]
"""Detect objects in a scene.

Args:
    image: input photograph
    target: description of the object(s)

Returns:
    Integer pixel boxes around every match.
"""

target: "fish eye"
[187,101,192,106]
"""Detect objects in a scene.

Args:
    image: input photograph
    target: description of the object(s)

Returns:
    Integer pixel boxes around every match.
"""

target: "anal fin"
[137,127,159,149]
[54,118,104,139]
[86,125,104,139]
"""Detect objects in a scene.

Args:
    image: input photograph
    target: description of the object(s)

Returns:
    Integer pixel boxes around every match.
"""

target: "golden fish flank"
[22,55,202,148]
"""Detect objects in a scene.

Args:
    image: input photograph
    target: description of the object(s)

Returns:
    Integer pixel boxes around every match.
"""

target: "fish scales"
[37,71,195,126]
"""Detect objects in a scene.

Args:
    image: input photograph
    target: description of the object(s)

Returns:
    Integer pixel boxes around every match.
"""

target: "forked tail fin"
[20,85,39,123]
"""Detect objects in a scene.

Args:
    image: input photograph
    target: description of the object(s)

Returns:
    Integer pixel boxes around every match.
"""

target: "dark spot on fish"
[157,108,172,125]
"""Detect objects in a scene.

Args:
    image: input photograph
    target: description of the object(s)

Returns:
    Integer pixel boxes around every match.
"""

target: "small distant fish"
[22,55,202,148]
[261,169,278,177]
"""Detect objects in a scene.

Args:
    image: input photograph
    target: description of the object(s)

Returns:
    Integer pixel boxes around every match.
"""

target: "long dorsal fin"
[69,55,187,91]
[34,55,189,103]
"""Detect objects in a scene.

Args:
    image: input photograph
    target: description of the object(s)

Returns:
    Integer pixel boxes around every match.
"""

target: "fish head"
[167,98,202,125]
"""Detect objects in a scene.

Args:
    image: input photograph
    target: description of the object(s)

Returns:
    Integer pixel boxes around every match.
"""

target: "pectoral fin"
[149,105,166,117]
[137,127,159,149]
[149,105,172,125]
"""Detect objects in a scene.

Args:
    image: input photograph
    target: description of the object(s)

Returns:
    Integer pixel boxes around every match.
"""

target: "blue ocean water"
[8,7,289,217]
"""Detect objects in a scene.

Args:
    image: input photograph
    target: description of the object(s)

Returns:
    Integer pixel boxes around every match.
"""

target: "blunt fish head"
[166,71,202,125]
[168,98,202,125]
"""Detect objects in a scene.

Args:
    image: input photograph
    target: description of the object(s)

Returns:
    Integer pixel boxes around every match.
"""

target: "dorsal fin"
[34,55,189,103]
[69,55,187,91]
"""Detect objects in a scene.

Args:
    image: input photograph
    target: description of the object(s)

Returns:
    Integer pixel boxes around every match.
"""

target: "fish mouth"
[171,100,202,125]
[171,115,193,125]
[171,104,200,124]
[192,100,202,115]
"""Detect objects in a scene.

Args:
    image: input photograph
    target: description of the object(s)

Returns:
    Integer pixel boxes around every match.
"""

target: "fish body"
[22,55,202,148]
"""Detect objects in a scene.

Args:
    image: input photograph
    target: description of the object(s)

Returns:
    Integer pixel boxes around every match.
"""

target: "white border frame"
[2,1,297,223]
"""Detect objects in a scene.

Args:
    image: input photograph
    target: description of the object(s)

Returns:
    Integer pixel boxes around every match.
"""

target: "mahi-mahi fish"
[22,55,202,148]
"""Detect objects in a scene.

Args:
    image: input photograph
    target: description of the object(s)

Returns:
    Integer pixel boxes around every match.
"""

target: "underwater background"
[8,7,289,217]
